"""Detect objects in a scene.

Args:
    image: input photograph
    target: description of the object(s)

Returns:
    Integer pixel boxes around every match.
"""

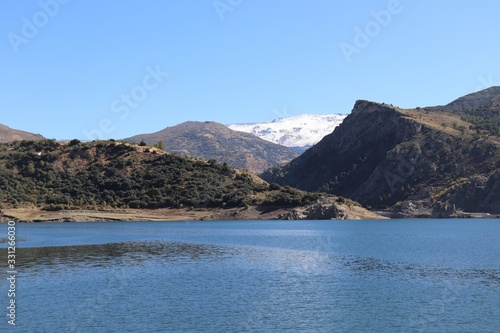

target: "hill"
[261,96,500,217]
[429,86,500,136]
[0,139,381,221]
[0,123,44,143]
[429,86,500,112]
[228,114,346,153]
[125,121,298,174]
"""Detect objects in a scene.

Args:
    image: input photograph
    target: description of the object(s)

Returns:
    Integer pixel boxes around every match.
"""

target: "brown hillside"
[125,121,298,174]
[0,123,44,143]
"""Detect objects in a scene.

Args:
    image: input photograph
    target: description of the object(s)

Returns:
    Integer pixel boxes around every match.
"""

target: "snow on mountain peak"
[228,113,347,151]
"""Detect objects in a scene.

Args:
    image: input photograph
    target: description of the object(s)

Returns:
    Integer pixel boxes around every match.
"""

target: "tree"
[69,139,81,146]
[458,125,466,136]
[26,162,36,175]
[154,140,166,150]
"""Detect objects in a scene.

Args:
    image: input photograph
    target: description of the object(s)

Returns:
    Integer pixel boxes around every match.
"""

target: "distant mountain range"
[0,123,44,143]
[124,121,298,174]
[228,114,346,153]
[261,87,500,217]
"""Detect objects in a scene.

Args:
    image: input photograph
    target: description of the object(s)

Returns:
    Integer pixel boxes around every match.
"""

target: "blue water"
[0,219,499,332]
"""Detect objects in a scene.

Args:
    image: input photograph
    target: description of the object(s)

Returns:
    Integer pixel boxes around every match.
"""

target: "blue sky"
[1,0,500,140]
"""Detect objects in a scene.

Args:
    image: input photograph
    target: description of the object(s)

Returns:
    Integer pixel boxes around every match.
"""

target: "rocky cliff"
[261,99,500,217]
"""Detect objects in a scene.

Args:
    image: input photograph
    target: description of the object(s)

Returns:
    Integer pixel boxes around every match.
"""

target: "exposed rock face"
[451,171,500,213]
[262,100,500,217]
[125,121,298,174]
[263,102,395,191]
[261,101,419,204]
[282,197,385,220]
[0,124,44,142]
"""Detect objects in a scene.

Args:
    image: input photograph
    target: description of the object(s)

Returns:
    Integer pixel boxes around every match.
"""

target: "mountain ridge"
[124,121,298,174]
[261,90,500,217]
[0,123,44,143]
[429,86,500,112]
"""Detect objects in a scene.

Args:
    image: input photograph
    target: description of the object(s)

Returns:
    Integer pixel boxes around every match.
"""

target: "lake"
[1,219,499,332]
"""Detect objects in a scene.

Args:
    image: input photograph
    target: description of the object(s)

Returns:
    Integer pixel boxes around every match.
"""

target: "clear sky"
[1,0,500,140]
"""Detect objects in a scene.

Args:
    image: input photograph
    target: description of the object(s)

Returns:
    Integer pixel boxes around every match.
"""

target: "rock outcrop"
[281,197,384,220]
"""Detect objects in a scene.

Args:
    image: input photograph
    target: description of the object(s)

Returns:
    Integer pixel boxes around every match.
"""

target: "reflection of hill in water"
[0,242,232,272]
[1,241,498,286]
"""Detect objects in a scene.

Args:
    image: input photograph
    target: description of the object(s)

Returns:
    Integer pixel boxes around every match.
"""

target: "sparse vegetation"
[460,111,500,136]
[153,140,166,150]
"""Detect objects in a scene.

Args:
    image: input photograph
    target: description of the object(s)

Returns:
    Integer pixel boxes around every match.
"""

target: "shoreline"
[0,207,227,223]
[0,204,385,222]
[1,207,496,223]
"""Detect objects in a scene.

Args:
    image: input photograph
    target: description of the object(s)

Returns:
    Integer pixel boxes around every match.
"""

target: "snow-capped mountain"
[228,114,347,152]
